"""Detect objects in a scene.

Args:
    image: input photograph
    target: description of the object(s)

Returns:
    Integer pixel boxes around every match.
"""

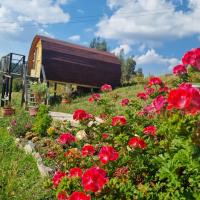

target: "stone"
[24,141,35,154]
[37,162,53,177]
[15,138,20,144]
[32,136,39,143]
[76,130,87,141]
[32,152,42,163]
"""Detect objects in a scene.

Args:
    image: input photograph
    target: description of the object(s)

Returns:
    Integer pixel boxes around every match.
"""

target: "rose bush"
[38,49,200,199]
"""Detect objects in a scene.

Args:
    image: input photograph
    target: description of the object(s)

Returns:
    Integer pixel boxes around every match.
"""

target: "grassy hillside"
[50,84,144,115]
[0,120,53,200]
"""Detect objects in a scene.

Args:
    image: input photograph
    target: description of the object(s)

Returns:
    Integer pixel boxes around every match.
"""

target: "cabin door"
[31,41,42,78]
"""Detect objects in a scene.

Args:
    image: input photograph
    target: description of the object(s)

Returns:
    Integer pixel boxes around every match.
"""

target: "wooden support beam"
[54,82,57,98]
[8,76,13,102]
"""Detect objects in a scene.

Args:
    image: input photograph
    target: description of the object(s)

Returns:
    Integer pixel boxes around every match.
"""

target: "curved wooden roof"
[28,35,121,87]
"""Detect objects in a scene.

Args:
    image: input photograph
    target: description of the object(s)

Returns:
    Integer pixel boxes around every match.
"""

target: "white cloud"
[135,49,180,75]
[68,35,81,42]
[111,44,131,55]
[56,0,69,5]
[97,0,200,46]
[1,0,70,24]
[0,0,70,55]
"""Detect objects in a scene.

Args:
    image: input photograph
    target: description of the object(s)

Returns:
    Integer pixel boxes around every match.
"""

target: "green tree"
[118,50,136,84]
[89,37,108,52]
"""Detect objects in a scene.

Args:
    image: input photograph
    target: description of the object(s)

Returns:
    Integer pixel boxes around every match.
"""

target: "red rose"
[148,77,163,86]
[88,93,101,103]
[101,84,112,92]
[57,191,68,200]
[82,145,95,157]
[47,150,57,158]
[179,82,192,89]
[159,86,168,93]
[111,115,127,126]
[145,86,155,95]
[143,104,155,114]
[152,95,166,112]
[143,125,157,136]
[167,86,200,114]
[173,64,187,76]
[182,48,200,70]
[58,133,76,145]
[187,87,200,114]
[128,137,147,149]
[53,170,67,187]
[167,88,192,110]
[102,133,109,139]
[98,146,119,164]
[82,167,108,192]
[69,167,82,178]
[73,109,93,121]
[68,191,91,200]
[137,92,148,100]
[121,98,130,106]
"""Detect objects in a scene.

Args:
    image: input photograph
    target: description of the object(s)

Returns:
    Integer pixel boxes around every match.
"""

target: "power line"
[0,7,188,26]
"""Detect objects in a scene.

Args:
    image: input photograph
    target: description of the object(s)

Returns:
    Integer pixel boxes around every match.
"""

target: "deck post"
[54,82,57,99]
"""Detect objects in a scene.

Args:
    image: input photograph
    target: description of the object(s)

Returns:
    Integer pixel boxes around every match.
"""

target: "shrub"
[9,110,33,137]
[32,104,52,136]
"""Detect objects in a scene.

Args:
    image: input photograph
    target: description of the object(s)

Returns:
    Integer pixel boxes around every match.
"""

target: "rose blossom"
[145,87,155,95]
[98,146,119,164]
[182,48,200,70]
[73,109,93,121]
[47,150,57,158]
[167,86,200,114]
[121,98,130,106]
[148,77,163,86]
[82,167,108,192]
[137,92,148,100]
[102,133,109,139]
[58,133,76,145]
[143,126,157,136]
[53,170,67,187]
[68,191,91,200]
[69,167,82,178]
[57,191,67,200]
[152,95,167,112]
[82,145,95,157]
[179,82,192,89]
[111,115,127,126]
[88,93,101,103]
[173,64,187,76]
[101,84,112,92]
[128,137,147,149]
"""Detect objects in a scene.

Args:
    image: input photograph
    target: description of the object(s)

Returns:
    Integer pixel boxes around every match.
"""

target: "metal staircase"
[0,53,48,108]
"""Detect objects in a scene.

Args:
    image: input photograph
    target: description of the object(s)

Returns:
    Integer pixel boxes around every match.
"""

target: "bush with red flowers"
[41,49,200,200]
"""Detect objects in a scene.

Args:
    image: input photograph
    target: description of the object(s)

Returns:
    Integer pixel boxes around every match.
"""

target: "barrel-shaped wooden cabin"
[28,35,121,88]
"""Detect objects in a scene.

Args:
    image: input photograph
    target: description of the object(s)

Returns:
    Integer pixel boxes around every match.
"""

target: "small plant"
[9,110,33,137]
[30,82,47,104]
[32,104,52,137]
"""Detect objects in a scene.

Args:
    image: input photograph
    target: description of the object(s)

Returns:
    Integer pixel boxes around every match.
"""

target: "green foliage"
[12,79,22,92]
[118,50,137,84]
[89,37,108,52]
[30,82,47,96]
[0,128,54,199]
[32,104,52,136]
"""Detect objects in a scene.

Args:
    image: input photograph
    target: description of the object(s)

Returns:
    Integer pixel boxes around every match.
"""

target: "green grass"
[51,84,144,115]
[0,121,54,200]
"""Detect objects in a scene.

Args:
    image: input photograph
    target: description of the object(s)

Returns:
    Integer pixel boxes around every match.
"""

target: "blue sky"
[0,0,200,75]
